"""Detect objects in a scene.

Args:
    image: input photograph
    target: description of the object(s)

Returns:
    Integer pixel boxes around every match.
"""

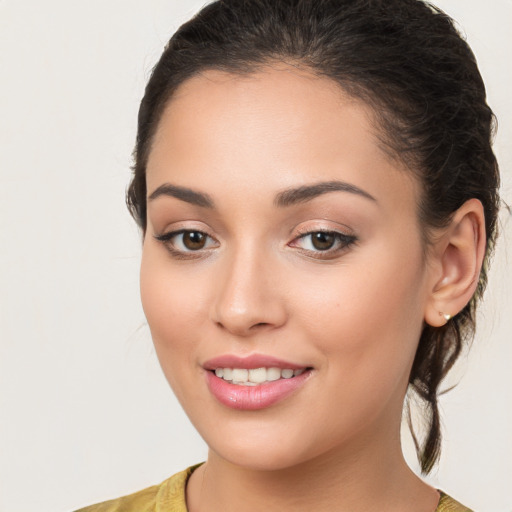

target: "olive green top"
[74,465,473,512]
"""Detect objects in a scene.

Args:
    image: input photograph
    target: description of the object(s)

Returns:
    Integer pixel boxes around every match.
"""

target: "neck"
[186,422,439,512]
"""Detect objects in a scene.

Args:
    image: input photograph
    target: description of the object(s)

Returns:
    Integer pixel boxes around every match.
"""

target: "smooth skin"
[140,65,486,512]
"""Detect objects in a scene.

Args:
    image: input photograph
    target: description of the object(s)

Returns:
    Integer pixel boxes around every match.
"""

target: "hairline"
[141,58,433,250]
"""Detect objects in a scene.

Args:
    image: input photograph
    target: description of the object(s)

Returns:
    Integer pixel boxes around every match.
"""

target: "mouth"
[203,355,313,410]
[211,367,307,386]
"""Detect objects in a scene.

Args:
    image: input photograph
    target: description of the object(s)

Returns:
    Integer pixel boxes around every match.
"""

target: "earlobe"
[424,199,486,327]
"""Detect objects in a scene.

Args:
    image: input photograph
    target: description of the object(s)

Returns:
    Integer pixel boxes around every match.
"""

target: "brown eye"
[182,231,207,250]
[289,230,357,258]
[154,229,217,255]
[311,232,336,251]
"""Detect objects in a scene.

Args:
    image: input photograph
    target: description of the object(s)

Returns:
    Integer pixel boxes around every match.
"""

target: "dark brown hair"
[127,0,500,473]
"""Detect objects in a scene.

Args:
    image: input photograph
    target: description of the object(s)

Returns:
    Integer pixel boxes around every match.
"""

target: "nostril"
[252,322,270,329]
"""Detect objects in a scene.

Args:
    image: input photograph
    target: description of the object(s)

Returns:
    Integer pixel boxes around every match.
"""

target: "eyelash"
[154,228,357,260]
[290,229,357,259]
[154,229,218,260]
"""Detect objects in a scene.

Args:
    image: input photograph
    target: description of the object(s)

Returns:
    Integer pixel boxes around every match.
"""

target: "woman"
[77,0,500,510]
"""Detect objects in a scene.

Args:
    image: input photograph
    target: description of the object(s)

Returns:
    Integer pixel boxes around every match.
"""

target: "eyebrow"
[274,180,376,207]
[148,183,214,208]
[148,179,376,209]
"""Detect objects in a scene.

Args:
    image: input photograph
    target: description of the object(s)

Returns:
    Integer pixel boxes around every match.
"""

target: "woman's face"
[141,66,433,470]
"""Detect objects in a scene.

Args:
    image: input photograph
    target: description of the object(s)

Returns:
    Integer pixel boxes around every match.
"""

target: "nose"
[210,245,288,337]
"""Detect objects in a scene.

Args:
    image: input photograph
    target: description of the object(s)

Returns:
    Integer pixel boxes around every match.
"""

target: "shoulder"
[436,491,474,512]
[73,465,199,512]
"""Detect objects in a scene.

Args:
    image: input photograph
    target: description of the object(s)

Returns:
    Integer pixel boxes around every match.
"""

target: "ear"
[424,198,487,327]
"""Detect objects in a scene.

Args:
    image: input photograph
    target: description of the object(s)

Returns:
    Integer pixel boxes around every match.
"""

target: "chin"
[197,417,339,472]
[211,442,311,472]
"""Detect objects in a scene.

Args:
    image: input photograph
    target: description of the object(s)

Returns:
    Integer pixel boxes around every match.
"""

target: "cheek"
[139,246,208,390]
[140,239,208,328]
[295,244,426,390]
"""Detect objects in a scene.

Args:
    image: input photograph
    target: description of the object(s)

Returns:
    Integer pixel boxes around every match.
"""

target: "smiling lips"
[204,355,312,410]
[214,367,306,385]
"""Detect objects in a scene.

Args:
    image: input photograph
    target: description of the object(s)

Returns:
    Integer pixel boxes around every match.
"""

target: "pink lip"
[203,354,306,370]
[203,354,313,411]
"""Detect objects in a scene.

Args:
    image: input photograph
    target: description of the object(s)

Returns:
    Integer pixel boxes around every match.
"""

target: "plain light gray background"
[0,1,511,511]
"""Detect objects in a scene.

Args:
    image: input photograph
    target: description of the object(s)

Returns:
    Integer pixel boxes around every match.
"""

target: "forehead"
[146,65,419,212]
[154,65,378,154]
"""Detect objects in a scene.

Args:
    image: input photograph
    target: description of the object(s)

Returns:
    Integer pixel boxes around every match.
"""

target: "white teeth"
[248,367,267,383]
[267,367,281,381]
[214,367,307,385]
[232,368,249,382]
